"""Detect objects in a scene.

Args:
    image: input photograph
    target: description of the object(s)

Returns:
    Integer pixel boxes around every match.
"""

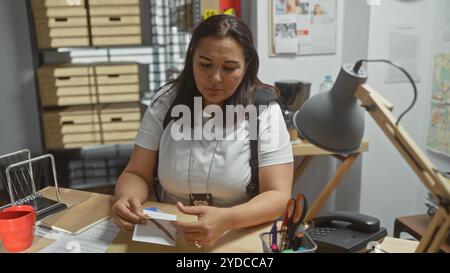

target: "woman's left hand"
[171,202,233,247]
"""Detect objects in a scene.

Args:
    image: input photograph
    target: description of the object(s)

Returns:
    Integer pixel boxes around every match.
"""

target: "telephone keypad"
[307,227,336,240]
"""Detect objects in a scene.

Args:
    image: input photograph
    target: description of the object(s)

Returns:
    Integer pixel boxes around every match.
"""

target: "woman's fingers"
[114,201,142,224]
[112,215,135,231]
[176,202,205,216]
[129,198,146,218]
[171,220,204,231]
[129,198,147,224]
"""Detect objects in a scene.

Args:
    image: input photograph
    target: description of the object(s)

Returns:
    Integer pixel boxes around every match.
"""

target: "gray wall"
[0,0,42,159]
[0,0,43,192]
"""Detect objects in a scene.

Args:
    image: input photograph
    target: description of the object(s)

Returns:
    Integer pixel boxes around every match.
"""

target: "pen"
[270,221,278,249]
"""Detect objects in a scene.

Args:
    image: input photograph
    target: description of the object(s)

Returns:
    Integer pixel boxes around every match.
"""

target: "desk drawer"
[88,0,139,6]
[37,36,90,48]
[39,74,139,90]
[94,64,139,75]
[97,84,139,95]
[44,113,100,127]
[40,85,140,100]
[47,132,103,143]
[43,103,140,127]
[39,76,94,88]
[32,0,86,8]
[38,64,145,106]
[91,35,142,46]
[32,7,87,18]
[46,130,136,144]
[38,64,139,78]
[37,24,89,38]
[100,102,141,123]
[98,93,140,103]
[90,15,140,26]
[38,65,93,78]
[37,17,88,28]
[89,6,140,16]
[42,86,95,97]
[41,95,98,106]
[45,121,140,135]
[96,74,139,85]
[43,103,141,149]
[91,25,141,36]
[42,93,140,106]
[43,105,100,121]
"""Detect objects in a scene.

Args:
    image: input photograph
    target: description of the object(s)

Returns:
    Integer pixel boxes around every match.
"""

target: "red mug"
[0,205,36,252]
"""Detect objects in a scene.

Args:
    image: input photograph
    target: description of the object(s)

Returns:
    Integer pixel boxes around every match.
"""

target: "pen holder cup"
[259,231,317,253]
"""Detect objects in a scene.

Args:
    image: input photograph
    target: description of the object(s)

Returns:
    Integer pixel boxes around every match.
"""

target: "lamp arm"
[355,84,450,252]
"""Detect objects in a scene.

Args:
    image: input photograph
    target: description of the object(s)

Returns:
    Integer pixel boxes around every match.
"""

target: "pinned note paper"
[132,210,177,247]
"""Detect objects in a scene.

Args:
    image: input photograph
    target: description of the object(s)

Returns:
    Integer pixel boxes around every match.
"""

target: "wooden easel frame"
[355,84,450,253]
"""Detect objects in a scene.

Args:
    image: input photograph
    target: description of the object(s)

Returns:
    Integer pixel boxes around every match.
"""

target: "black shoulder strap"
[246,87,280,197]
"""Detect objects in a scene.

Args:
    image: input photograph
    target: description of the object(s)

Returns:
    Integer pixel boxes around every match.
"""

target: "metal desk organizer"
[260,231,317,253]
[0,149,67,220]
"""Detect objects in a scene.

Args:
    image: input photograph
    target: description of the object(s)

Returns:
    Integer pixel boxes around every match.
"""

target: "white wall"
[255,0,449,235]
[255,0,365,213]
[361,0,450,234]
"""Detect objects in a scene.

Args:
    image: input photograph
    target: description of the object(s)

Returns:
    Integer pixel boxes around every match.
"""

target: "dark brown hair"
[159,14,277,128]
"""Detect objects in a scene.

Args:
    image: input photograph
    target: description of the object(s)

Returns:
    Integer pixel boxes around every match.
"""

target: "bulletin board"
[269,0,337,56]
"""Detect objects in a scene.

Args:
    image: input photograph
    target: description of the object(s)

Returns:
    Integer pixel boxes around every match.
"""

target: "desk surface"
[38,187,271,253]
[292,140,369,156]
[1,187,420,253]
[107,200,271,253]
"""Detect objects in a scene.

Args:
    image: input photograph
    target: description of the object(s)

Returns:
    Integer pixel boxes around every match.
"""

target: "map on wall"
[427,54,450,157]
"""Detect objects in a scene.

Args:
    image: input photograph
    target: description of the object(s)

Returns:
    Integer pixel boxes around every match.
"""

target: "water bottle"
[318,75,334,93]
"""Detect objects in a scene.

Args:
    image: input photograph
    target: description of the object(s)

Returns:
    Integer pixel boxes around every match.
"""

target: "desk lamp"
[292,59,450,253]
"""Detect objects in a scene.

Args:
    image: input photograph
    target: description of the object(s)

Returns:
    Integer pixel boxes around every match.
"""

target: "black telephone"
[307,211,387,253]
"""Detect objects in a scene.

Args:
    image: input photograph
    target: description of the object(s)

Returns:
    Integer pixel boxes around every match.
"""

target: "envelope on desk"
[132,210,177,247]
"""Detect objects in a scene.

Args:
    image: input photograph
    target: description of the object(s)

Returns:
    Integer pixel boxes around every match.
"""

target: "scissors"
[282,193,308,250]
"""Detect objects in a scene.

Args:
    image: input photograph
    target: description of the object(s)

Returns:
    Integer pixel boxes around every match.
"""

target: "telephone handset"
[307,211,387,253]
[312,211,381,233]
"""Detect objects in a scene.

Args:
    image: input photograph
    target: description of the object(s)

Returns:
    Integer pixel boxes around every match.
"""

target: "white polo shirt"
[135,87,294,207]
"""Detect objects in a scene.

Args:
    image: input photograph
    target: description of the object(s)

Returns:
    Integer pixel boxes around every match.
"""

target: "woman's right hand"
[112,197,147,231]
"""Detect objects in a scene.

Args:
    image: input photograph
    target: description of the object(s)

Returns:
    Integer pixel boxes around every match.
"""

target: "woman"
[285,0,303,14]
[112,14,293,247]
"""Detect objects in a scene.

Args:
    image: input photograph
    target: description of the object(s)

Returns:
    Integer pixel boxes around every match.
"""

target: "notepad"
[40,194,113,235]
[132,210,177,247]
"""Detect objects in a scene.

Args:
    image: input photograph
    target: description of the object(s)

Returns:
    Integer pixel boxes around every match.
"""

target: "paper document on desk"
[38,219,120,253]
[132,210,177,247]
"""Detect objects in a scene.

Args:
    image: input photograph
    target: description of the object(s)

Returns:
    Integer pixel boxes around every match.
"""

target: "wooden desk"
[0,187,271,253]
[292,140,369,221]
[107,200,271,253]
[394,214,450,253]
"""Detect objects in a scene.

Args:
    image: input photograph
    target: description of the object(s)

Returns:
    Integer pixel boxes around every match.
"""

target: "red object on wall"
[219,0,241,17]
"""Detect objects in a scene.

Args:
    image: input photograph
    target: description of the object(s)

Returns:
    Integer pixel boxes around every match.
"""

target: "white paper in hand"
[132,210,177,247]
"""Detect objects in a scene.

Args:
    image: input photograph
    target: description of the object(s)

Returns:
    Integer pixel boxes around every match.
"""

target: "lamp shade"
[293,64,369,154]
